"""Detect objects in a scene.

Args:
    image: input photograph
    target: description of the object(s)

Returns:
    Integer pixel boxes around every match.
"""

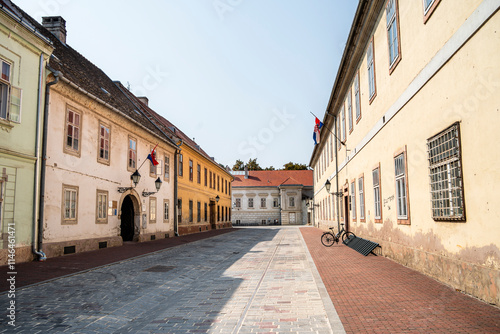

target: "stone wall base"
[138,231,175,242]
[42,236,123,259]
[371,237,500,306]
[0,246,34,265]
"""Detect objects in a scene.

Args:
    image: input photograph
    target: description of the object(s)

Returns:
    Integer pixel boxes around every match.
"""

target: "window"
[248,198,254,208]
[65,109,81,155]
[354,71,361,122]
[128,137,137,170]
[96,190,108,223]
[350,181,356,221]
[260,198,266,208]
[163,200,169,222]
[98,124,110,163]
[235,198,241,208]
[149,197,157,223]
[358,176,365,221]
[0,60,22,123]
[217,175,220,191]
[197,201,201,222]
[197,164,201,184]
[189,200,193,222]
[373,166,382,222]
[164,155,170,181]
[289,196,295,207]
[341,105,346,142]
[386,0,401,71]
[189,160,193,181]
[63,185,78,224]
[204,202,208,221]
[178,154,183,176]
[395,152,409,222]
[225,180,228,194]
[217,205,220,222]
[423,0,440,22]
[347,90,353,133]
[177,199,182,223]
[330,194,335,217]
[273,198,279,208]
[367,38,377,102]
[336,114,341,150]
[427,123,465,221]
[209,171,212,188]
[0,179,3,228]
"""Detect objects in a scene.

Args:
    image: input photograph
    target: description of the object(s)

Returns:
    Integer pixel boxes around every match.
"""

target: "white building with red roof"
[231,169,313,225]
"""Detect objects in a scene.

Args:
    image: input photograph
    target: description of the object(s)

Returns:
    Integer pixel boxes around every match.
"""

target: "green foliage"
[283,162,308,170]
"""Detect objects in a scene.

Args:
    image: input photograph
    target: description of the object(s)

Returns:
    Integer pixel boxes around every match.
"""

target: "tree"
[265,166,275,171]
[283,162,308,170]
[232,159,244,171]
[246,158,263,171]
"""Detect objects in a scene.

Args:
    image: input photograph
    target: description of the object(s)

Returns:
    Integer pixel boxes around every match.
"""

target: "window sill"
[0,119,14,132]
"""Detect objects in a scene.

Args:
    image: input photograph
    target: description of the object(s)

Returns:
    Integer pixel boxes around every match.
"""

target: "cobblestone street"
[0,227,343,333]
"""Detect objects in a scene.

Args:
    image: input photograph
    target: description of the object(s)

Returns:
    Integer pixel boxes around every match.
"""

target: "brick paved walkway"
[300,227,500,334]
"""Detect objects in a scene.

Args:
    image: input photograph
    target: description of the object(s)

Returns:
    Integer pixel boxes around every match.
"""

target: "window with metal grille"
[235,198,241,208]
[427,123,465,220]
[373,167,381,220]
[394,153,408,219]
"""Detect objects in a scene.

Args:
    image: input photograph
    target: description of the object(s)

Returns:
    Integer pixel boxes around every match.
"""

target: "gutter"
[34,65,60,261]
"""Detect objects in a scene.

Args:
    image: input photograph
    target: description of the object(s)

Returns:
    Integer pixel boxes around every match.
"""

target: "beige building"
[232,169,313,226]
[25,15,179,258]
[310,0,500,305]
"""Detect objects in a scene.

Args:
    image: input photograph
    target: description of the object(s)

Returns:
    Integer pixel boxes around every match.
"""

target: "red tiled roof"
[232,170,313,187]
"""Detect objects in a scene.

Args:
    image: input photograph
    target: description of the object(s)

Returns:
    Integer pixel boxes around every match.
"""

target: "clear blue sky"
[15,0,358,169]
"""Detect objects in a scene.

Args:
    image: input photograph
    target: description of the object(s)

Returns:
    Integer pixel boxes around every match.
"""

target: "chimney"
[42,16,67,44]
[138,96,149,106]
[244,166,249,179]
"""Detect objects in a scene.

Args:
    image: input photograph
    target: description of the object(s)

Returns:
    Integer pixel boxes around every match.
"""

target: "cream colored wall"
[44,82,176,244]
[312,1,500,304]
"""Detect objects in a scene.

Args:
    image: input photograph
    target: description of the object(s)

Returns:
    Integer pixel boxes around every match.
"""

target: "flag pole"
[311,111,345,146]
[137,143,159,171]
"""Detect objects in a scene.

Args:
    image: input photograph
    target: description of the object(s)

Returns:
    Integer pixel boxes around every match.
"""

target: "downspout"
[31,54,45,260]
[173,147,179,236]
[34,65,60,261]
[334,115,340,232]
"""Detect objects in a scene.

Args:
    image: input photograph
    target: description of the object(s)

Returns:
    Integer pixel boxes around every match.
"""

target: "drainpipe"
[173,147,179,236]
[334,115,340,232]
[34,65,60,261]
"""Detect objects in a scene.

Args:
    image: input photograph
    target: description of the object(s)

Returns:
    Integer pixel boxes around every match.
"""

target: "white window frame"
[354,71,361,121]
[163,199,169,222]
[235,198,241,208]
[395,153,408,220]
[128,137,137,171]
[0,59,22,123]
[149,197,157,223]
[260,198,266,208]
[358,176,365,220]
[62,185,78,224]
[386,0,401,69]
[96,190,108,223]
[423,0,436,14]
[350,181,356,220]
[373,167,381,220]
[367,38,376,101]
[248,198,254,208]
[64,108,81,156]
[347,90,353,133]
[341,105,346,142]
[98,123,110,164]
[164,155,170,181]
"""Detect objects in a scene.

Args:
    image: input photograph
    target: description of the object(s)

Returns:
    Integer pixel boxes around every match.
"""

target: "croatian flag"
[313,117,323,145]
[147,144,159,166]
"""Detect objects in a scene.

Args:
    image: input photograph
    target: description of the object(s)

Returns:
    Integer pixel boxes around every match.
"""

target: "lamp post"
[142,177,163,197]
[118,170,141,193]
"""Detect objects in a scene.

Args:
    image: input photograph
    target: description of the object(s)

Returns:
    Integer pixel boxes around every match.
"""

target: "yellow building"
[120,94,234,236]
[176,139,233,235]
[310,0,500,306]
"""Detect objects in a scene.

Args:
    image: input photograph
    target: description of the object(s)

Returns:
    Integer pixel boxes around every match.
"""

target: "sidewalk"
[300,227,500,334]
[0,228,236,292]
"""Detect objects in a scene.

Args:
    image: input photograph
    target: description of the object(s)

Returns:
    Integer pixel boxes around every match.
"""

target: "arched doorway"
[120,195,135,241]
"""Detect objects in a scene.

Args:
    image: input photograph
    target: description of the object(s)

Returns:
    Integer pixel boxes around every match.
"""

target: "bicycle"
[321,223,356,247]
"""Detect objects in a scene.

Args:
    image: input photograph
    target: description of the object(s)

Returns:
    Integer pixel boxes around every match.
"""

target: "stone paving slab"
[300,226,500,334]
[0,227,342,333]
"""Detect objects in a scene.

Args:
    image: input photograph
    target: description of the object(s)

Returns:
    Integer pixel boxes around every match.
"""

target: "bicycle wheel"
[342,231,356,244]
[321,232,335,247]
